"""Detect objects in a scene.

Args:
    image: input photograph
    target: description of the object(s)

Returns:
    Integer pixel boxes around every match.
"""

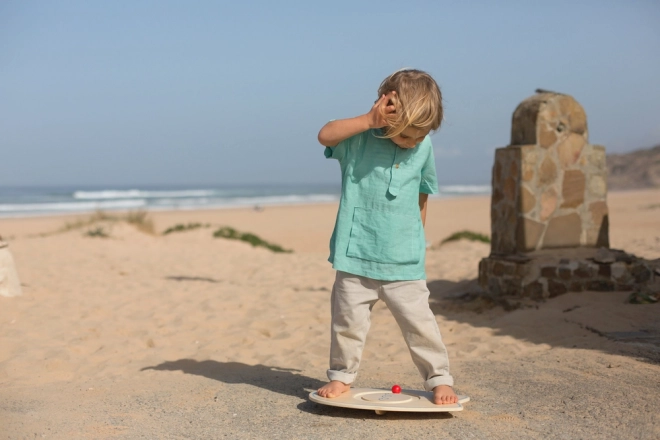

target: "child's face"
[390,126,431,149]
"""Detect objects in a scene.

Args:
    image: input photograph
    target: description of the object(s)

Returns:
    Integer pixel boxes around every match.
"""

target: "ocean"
[0,184,491,218]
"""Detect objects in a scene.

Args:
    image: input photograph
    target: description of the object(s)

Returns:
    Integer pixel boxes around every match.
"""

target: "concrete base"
[479,247,659,299]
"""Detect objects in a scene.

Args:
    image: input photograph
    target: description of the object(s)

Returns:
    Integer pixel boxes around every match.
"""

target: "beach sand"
[1,189,659,439]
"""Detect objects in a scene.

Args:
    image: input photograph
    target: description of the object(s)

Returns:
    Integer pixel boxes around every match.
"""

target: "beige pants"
[328,271,454,391]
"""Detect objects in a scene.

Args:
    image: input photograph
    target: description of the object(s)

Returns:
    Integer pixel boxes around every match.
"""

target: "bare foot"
[432,385,458,405]
[317,380,350,398]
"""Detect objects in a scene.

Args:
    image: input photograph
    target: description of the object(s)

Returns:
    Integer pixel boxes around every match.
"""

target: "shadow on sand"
[426,278,660,364]
[140,360,453,419]
[141,360,321,400]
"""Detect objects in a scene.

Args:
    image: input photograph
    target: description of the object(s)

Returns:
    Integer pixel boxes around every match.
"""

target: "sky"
[1,0,659,187]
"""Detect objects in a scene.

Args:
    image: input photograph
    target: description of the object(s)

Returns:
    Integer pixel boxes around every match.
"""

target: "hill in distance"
[606,144,660,190]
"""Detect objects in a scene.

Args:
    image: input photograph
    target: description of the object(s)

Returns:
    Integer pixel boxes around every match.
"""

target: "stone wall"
[490,93,609,254]
[479,248,657,300]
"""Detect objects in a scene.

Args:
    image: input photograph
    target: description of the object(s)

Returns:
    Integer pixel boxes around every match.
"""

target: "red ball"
[391,385,401,394]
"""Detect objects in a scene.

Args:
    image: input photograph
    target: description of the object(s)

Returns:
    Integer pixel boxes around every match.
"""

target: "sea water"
[0,184,490,218]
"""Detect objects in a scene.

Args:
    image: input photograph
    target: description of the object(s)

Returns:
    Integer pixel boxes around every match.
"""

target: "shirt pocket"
[346,207,421,264]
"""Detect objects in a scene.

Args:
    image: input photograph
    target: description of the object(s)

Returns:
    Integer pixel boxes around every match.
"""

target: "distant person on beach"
[316,69,457,404]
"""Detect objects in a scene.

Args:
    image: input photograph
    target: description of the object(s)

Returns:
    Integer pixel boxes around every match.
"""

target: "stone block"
[557,133,585,168]
[543,213,582,248]
[586,280,615,291]
[597,264,611,277]
[509,159,519,179]
[494,159,502,183]
[523,281,544,299]
[516,218,545,252]
[615,252,636,264]
[631,264,652,283]
[487,278,503,296]
[502,262,516,276]
[594,248,615,263]
[521,146,537,181]
[558,97,588,135]
[558,267,572,280]
[611,262,627,280]
[539,124,557,148]
[521,186,536,214]
[511,96,545,145]
[492,188,503,205]
[574,263,595,278]
[588,174,607,198]
[548,279,568,297]
[540,188,558,221]
[503,176,517,202]
[561,169,586,209]
[539,156,557,185]
[502,279,522,296]
[541,266,557,278]
[492,262,505,276]
[569,281,584,292]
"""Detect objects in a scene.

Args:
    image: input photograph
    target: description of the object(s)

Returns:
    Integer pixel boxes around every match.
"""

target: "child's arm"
[318,92,397,147]
[419,193,428,227]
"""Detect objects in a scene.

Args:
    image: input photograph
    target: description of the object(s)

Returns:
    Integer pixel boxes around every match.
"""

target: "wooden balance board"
[309,388,470,415]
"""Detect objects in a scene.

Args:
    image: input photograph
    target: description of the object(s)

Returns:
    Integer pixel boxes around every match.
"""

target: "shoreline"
[1,186,656,219]
[1,188,658,256]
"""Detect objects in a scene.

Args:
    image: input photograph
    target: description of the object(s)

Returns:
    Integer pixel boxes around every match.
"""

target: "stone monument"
[0,240,22,298]
[479,91,656,298]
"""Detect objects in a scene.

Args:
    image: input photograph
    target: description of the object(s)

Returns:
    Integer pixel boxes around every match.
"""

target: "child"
[316,69,457,405]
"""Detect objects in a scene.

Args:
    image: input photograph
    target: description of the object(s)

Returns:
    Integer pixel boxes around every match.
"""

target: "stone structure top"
[511,91,588,147]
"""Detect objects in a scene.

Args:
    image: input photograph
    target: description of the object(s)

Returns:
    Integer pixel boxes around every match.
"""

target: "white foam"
[439,185,491,194]
[0,199,147,212]
[73,189,217,199]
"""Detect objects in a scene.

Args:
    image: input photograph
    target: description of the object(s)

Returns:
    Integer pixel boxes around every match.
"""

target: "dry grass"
[53,210,156,236]
[213,226,292,253]
[162,223,211,235]
[440,230,491,245]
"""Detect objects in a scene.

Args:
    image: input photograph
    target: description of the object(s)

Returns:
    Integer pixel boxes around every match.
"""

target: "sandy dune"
[1,190,658,439]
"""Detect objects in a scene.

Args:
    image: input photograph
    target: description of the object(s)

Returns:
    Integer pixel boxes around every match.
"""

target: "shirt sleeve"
[419,138,439,195]
[323,138,348,162]
[323,130,364,163]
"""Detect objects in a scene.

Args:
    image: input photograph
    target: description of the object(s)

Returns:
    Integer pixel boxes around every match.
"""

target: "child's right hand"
[367,91,397,129]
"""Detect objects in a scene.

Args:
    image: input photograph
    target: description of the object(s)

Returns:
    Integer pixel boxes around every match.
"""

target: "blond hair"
[377,69,443,138]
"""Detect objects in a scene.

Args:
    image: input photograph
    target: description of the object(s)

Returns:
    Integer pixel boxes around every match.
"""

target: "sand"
[1,189,659,439]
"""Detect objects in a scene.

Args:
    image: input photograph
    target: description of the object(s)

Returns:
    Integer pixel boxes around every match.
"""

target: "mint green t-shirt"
[324,129,439,281]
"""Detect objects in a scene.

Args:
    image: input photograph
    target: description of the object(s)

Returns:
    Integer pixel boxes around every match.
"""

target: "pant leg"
[379,279,454,391]
[327,271,379,385]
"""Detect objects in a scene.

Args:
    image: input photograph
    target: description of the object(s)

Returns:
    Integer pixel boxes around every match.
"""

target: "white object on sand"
[309,388,470,415]
[0,241,22,298]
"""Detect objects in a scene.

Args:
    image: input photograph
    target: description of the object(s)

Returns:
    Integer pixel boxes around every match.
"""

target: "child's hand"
[366,91,397,129]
